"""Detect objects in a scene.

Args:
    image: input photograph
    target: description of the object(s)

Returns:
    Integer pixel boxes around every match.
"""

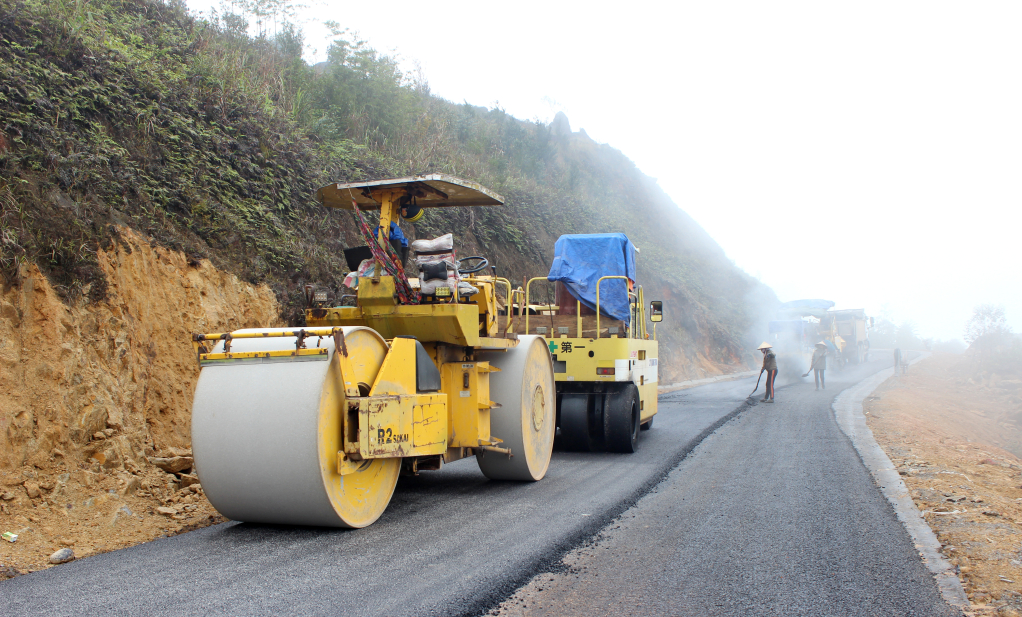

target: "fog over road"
[1,353,955,616]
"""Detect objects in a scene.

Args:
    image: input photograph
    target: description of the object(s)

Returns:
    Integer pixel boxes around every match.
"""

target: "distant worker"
[803,341,828,390]
[758,342,777,403]
[893,348,903,375]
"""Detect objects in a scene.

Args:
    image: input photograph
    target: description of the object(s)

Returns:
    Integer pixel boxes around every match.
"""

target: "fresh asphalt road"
[498,350,957,617]
[1,352,952,617]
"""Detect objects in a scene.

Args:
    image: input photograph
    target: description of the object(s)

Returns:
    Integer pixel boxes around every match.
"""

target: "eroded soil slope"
[0,0,771,386]
[866,353,1022,616]
[0,226,279,576]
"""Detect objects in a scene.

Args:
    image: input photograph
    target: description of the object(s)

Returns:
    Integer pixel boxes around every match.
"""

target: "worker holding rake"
[758,342,777,403]
[803,341,828,390]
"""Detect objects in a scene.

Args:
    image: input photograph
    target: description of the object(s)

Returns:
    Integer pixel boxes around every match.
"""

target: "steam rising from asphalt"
[742,280,780,369]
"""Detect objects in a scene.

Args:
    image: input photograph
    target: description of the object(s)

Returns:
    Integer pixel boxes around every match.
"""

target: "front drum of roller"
[478,335,556,481]
[191,327,400,528]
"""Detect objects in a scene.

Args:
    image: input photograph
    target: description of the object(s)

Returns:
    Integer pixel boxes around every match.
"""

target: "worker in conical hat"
[803,341,828,390]
[758,342,777,403]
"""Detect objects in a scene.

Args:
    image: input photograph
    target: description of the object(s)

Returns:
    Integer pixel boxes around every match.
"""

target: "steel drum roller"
[191,327,400,528]
[478,335,556,481]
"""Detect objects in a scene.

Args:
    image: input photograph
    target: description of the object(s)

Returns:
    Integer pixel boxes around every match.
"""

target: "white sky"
[187,1,1022,341]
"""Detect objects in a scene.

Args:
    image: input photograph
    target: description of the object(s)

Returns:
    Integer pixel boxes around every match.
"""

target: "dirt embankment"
[0,227,279,576]
[865,353,1022,616]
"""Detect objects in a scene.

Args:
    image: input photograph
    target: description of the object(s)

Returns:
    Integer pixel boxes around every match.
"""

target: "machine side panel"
[441,362,492,447]
[364,338,447,457]
[550,337,659,422]
[309,304,481,347]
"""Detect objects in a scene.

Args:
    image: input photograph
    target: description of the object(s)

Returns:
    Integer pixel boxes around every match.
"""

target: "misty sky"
[187,1,1021,342]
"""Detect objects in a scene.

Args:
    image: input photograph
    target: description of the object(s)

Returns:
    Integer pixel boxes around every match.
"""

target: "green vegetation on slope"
[0,0,775,379]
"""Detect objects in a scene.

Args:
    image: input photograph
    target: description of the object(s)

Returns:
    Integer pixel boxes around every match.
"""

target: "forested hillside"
[0,0,775,381]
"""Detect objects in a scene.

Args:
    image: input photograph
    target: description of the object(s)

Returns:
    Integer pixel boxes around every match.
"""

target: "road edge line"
[658,370,759,394]
[832,353,969,612]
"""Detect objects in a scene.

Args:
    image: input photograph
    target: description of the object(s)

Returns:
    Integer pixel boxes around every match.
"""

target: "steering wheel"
[457,256,489,274]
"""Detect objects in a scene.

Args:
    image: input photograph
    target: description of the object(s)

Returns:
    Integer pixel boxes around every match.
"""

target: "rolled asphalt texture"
[499,352,961,616]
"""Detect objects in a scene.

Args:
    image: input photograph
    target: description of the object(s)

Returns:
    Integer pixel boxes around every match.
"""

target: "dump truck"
[502,234,661,453]
[188,175,555,528]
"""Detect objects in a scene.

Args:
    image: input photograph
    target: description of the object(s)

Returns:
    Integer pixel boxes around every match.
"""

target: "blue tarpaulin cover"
[547,233,636,322]
[372,222,408,247]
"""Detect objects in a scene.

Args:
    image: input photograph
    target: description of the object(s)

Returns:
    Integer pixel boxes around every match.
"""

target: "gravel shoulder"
[863,352,1022,616]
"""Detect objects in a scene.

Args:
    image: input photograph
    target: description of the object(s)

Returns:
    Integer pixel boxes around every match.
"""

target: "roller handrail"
[524,276,552,334]
[191,326,352,361]
[192,327,341,342]
[460,274,513,336]
[637,286,646,339]
[627,290,639,338]
[577,299,582,339]
[596,276,629,339]
[508,288,525,334]
[495,277,512,336]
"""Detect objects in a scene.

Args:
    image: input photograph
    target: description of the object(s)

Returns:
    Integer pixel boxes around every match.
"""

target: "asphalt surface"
[496,351,960,617]
[1,367,757,616]
[1,353,956,617]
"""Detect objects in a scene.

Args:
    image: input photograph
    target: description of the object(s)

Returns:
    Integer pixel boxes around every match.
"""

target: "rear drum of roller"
[477,335,556,481]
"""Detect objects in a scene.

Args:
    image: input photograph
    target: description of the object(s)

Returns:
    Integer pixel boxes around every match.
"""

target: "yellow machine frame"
[193,177,528,475]
[518,268,661,452]
[189,175,562,529]
[526,278,658,421]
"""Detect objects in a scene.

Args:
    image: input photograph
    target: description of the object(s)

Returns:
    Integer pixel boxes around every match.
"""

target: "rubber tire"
[640,415,653,431]
[605,384,640,453]
[557,392,593,451]
[477,335,556,480]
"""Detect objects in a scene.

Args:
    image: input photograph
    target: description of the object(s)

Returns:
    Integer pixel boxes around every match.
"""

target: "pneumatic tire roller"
[514,235,663,454]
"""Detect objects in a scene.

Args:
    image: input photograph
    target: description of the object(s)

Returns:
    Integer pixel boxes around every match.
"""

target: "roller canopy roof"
[316,174,504,210]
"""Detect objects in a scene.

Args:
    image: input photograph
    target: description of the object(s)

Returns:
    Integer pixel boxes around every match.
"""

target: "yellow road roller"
[503,234,662,453]
[189,175,555,528]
